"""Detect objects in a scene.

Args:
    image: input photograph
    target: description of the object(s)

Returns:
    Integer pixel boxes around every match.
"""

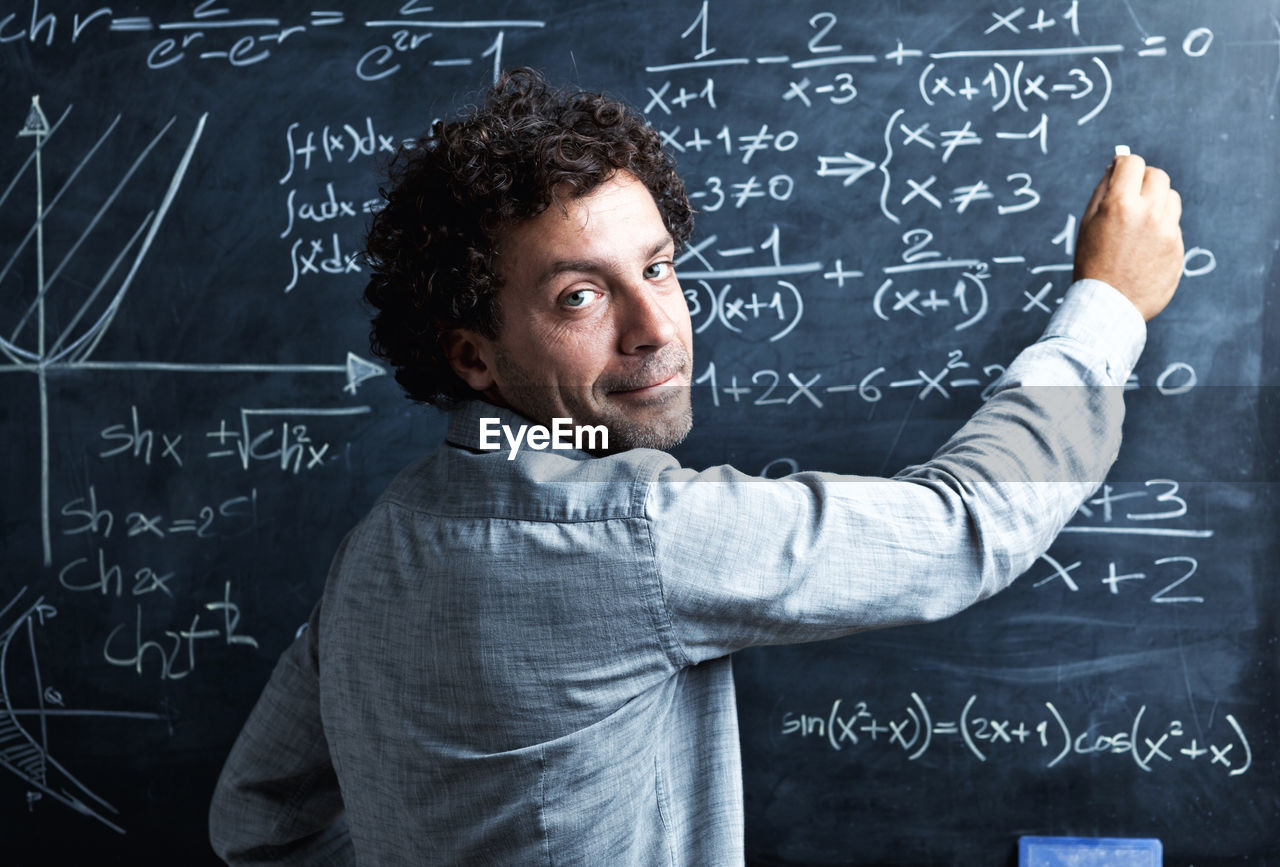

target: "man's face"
[451,171,694,452]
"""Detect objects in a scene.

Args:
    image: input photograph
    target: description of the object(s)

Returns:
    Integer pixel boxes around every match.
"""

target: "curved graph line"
[0,335,40,368]
[10,116,176,340]
[4,109,205,366]
[73,113,207,364]
[0,591,124,832]
[46,212,154,365]
[0,114,122,312]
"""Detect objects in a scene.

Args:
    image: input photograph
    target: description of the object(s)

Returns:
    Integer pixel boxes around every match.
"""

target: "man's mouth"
[608,369,683,396]
[603,345,691,398]
[609,373,680,397]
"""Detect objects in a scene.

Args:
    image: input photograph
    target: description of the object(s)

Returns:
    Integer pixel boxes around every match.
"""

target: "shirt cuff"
[1039,278,1147,386]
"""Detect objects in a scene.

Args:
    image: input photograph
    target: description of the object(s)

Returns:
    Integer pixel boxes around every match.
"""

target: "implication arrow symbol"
[816,151,877,187]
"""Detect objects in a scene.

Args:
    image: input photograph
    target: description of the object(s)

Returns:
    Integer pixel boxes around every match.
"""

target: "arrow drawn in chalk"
[816,151,877,187]
[3,352,388,395]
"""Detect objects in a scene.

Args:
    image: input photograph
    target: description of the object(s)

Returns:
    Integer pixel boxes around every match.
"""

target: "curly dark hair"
[362,67,695,406]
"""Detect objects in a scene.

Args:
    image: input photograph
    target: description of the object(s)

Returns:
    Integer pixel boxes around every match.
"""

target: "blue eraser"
[1019,836,1162,867]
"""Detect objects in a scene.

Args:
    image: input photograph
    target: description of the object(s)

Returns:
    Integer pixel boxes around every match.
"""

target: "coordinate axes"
[1,97,385,566]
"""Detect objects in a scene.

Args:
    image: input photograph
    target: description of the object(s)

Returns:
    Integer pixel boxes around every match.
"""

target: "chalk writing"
[776,692,1253,777]
[3,2,1273,854]
[102,582,258,681]
[3,4,547,81]
[694,355,1199,409]
[60,486,259,541]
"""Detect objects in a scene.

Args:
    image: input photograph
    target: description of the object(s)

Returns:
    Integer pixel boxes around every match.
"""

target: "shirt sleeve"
[648,278,1146,665]
[209,595,354,866]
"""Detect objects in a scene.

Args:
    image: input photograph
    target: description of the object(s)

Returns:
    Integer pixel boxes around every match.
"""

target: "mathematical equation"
[277,117,396,292]
[2,1,543,80]
[646,2,1214,106]
[777,692,1253,776]
[95,403,369,474]
[251,3,1232,312]
[693,350,1198,410]
[53,479,264,681]
[635,0,1226,315]
[1027,478,1220,604]
[679,223,1214,335]
[3,0,1221,90]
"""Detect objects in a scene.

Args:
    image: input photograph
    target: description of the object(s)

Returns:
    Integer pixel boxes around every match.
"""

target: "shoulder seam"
[633,460,692,669]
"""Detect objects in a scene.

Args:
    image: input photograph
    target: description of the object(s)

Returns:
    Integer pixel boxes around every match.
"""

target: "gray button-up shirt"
[210,279,1145,865]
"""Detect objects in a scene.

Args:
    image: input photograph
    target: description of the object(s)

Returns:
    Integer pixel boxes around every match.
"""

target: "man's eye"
[643,261,671,280]
[563,289,597,308]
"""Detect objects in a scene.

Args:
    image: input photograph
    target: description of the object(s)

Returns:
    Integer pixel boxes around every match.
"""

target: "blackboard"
[1,1,1276,863]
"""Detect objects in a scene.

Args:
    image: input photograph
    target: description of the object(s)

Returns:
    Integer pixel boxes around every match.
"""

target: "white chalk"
[1114,145,1131,156]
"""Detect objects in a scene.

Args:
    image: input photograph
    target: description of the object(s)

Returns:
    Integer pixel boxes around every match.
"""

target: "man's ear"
[443,329,496,393]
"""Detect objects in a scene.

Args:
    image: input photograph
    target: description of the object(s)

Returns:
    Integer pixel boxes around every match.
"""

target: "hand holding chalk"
[1073,148,1184,321]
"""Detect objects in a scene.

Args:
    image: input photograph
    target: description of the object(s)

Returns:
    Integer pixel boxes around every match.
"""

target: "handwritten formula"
[777,692,1253,776]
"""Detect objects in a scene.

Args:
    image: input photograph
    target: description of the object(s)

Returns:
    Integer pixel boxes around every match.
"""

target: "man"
[210,68,1183,864]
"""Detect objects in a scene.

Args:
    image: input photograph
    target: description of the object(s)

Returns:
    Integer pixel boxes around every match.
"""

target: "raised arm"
[650,156,1185,661]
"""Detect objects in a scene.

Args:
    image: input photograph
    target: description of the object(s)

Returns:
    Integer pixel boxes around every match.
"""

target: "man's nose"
[617,282,680,355]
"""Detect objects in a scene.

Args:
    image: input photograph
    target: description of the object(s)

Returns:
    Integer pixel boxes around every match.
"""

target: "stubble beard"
[492,343,693,454]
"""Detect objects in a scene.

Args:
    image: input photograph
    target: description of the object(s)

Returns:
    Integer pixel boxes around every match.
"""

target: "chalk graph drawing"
[0,97,386,566]
[0,586,167,833]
